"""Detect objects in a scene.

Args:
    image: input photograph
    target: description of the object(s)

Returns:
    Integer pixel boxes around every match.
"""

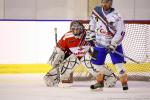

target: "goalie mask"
[70,21,84,37]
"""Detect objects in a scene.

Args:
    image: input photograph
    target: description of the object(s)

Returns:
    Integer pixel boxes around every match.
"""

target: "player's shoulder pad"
[63,31,74,39]
[112,10,123,21]
[65,31,73,36]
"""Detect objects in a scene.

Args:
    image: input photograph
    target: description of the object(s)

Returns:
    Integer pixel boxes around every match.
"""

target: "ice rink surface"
[0,74,150,100]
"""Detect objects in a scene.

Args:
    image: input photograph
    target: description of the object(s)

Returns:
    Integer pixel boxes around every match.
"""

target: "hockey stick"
[89,10,146,64]
[54,28,61,83]
[92,10,115,32]
[47,28,58,64]
[54,28,58,46]
[113,50,140,64]
[99,44,147,64]
[46,28,61,83]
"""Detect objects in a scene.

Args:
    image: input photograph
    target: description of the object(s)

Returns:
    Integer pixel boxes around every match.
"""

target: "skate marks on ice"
[0,74,150,100]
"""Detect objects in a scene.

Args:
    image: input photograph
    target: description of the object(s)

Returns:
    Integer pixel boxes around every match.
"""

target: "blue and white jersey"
[89,6,125,47]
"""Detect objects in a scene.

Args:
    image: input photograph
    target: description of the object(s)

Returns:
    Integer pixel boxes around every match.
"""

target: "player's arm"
[85,10,97,43]
[111,14,125,46]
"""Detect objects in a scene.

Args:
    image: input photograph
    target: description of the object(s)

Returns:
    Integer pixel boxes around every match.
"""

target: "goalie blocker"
[43,47,117,88]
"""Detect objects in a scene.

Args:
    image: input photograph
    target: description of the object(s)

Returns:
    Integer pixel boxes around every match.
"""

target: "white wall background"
[113,0,150,20]
[0,0,150,20]
[0,21,150,64]
[0,0,149,64]
[0,21,70,64]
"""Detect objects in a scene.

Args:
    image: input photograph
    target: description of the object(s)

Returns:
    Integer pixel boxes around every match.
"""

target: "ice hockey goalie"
[43,20,117,88]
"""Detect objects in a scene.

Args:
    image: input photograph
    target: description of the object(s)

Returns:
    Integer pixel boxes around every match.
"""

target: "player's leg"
[116,63,128,90]
[81,47,117,89]
[110,45,128,90]
[89,64,117,89]
[80,51,117,88]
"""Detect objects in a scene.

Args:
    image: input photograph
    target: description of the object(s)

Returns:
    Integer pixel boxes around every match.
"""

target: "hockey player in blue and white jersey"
[85,0,128,91]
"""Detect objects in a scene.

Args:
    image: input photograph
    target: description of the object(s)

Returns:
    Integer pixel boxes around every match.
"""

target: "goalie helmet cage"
[68,20,150,82]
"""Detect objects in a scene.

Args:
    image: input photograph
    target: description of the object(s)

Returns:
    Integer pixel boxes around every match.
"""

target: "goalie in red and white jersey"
[57,21,90,59]
[43,20,117,87]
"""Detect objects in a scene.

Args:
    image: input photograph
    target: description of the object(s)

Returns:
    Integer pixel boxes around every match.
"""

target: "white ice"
[0,74,150,100]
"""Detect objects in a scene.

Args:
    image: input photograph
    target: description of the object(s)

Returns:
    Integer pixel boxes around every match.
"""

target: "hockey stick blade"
[113,51,140,64]
[113,50,148,64]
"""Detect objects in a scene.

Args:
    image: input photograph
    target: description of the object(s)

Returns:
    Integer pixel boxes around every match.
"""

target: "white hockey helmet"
[70,20,84,37]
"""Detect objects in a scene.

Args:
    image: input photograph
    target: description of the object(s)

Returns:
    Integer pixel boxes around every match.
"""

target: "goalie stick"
[54,28,61,83]
[47,28,61,83]
[47,28,58,64]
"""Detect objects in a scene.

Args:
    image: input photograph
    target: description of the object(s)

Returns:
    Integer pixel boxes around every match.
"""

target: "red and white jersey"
[57,30,90,58]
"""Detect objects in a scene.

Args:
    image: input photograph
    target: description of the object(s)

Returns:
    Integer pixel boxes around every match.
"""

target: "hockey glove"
[107,44,117,53]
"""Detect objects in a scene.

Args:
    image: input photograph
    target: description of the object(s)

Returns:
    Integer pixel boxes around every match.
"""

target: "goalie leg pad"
[43,68,59,87]
[48,47,65,67]
[60,54,80,81]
